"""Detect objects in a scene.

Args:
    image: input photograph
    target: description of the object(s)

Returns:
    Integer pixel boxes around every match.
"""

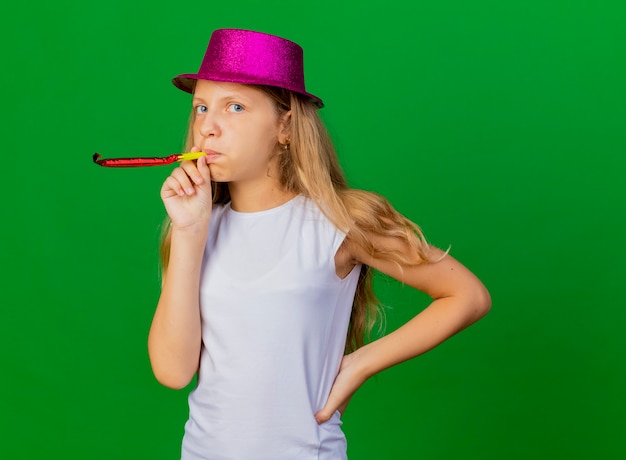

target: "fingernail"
[187,187,194,194]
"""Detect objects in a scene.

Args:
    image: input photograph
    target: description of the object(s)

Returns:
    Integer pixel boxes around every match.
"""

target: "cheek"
[252,122,281,147]
[190,122,200,144]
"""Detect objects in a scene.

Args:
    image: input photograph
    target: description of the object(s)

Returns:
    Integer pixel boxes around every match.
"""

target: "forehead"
[193,80,268,102]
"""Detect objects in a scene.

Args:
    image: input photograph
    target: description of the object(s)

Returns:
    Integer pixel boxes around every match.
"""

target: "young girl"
[148,28,491,460]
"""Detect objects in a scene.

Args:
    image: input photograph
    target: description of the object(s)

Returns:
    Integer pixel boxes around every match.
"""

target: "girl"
[148,28,491,460]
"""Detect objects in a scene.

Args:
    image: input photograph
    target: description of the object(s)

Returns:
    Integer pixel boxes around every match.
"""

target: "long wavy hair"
[160,85,434,353]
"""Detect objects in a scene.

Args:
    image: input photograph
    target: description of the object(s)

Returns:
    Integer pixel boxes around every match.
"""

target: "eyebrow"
[192,91,255,106]
[192,96,208,105]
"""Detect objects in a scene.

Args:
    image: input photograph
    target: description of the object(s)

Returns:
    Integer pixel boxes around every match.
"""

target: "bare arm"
[360,245,489,365]
[315,234,491,422]
[148,152,213,389]
[148,226,207,389]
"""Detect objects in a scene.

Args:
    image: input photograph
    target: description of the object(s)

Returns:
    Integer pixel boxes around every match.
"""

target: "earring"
[282,143,289,151]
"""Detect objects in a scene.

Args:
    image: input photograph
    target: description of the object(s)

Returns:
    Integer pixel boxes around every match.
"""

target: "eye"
[195,105,208,115]
[227,103,244,113]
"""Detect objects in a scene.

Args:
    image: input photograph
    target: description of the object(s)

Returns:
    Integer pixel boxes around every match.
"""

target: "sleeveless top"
[181,195,361,460]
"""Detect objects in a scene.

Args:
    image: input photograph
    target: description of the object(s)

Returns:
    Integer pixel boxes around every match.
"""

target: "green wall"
[2,1,624,458]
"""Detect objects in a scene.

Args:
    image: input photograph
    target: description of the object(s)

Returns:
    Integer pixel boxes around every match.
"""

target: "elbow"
[160,378,193,391]
[473,284,492,319]
[148,336,199,390]
[151,367,195,390]
[148,348,197,389]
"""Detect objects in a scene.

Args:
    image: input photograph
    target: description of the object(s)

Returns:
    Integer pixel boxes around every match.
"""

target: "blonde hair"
[160,85,434,353]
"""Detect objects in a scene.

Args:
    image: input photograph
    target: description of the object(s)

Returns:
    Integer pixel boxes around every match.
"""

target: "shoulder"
[297,195,342,232]
[343,229,425,267]
[344,228,489,304]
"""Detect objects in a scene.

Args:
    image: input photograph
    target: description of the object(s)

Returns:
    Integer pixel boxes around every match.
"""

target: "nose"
[199,111,221,138]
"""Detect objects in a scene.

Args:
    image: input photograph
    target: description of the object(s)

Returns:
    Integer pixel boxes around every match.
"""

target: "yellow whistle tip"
[178,152,206,161]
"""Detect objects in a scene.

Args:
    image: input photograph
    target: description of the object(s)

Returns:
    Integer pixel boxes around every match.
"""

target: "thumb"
[314,391,344,424]
[315,353,366,424]
[196,155,213,192]
[314,408,335,425]
[193,156,214,218]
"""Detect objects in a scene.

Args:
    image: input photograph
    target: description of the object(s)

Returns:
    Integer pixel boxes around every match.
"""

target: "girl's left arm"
[315,236,491,423]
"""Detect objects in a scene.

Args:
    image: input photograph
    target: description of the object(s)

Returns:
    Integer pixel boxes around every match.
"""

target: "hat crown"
[200,29,305,90]
[172,29,323,107]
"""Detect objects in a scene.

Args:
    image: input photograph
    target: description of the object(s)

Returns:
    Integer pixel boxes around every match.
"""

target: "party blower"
[92,151,206,167]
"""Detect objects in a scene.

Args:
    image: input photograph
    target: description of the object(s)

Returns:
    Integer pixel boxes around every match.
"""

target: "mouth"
[202,149,221,161]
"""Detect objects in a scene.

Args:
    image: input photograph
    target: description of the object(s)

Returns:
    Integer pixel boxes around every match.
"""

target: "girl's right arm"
[148,153,213,389]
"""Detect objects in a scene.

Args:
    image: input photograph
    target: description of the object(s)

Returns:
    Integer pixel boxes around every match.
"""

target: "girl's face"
[191,80,288,186]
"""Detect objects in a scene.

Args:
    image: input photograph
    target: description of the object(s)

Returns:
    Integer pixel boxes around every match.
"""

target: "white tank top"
[181,195,361,460]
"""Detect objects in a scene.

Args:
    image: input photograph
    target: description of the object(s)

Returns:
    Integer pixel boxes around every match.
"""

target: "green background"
[2,0,624,458]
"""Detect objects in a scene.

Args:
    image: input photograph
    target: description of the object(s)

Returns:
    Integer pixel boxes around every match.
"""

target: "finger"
[179,160,204,186]
[170,166,196,195]
[161,175,187,197]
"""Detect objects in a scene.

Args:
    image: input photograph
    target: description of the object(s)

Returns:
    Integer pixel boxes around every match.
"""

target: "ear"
[278,110,292,145]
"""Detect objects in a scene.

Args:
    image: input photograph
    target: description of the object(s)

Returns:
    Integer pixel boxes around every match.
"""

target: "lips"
[202,149,221,161]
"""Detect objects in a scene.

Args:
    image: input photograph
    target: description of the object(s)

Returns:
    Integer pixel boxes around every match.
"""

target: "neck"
[228,180,296,213]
